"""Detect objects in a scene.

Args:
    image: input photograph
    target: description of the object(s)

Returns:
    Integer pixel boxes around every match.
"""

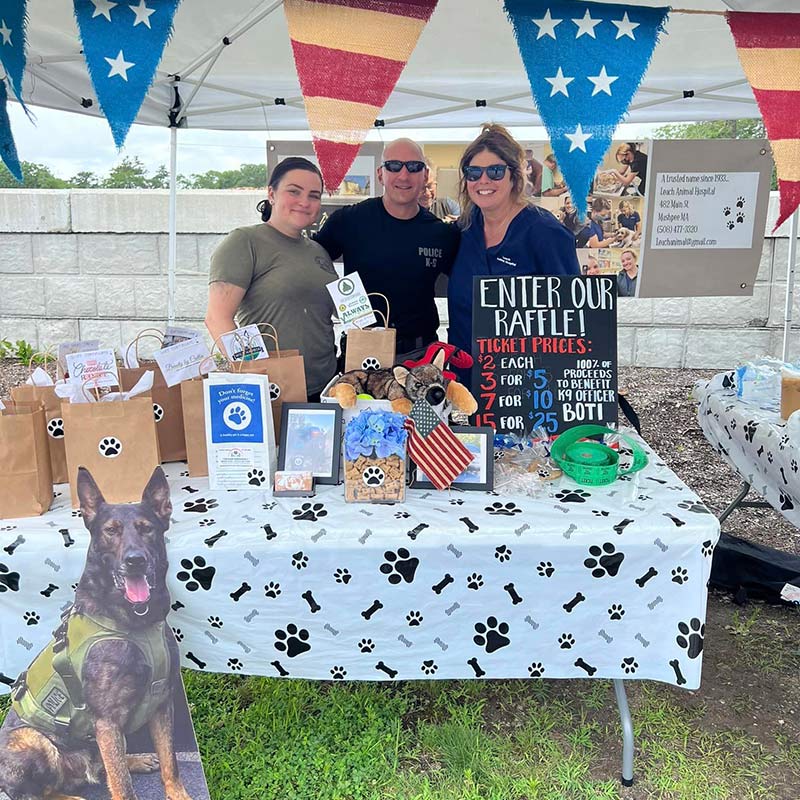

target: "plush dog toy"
[329,350,477,417]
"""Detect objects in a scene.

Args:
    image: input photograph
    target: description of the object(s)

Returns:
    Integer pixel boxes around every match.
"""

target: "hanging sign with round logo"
[326,272,377,330]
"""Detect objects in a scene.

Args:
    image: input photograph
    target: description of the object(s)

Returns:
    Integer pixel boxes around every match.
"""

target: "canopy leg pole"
[782,209,798,362]
[168,125,178,325]
[613,679,634,786]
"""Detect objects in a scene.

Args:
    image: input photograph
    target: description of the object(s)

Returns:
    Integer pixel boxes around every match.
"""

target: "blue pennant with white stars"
[504,0,669,216]
[73,0,181,148]
[0,79,22,182]
[0,0,29,112]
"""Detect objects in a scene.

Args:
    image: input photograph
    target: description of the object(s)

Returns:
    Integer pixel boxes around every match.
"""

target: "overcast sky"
[11,102,662,181]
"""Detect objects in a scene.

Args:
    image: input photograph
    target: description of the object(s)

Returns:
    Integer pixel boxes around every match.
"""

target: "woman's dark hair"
[256,157,324,222]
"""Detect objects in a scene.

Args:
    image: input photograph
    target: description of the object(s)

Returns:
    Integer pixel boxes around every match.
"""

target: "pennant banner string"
[283,0,438,193]
[73,0,181,149]
[504,0,669,218]
[0,78,23,182]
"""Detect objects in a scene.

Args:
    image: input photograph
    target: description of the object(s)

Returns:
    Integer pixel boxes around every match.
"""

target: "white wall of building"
[0,189,797,366]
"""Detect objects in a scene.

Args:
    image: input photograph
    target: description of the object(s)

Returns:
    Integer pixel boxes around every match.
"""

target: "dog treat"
[345,454,406,503]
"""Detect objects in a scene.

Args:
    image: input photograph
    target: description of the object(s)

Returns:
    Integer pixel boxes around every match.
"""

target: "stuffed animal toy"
[329,350,477,417]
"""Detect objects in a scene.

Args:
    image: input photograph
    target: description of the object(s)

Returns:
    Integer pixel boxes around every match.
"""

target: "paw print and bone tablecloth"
[0,438,719,692]
[694,373,800,528]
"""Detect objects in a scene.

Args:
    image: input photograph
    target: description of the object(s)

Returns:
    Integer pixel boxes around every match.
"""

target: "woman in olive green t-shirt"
[205,157,337,399]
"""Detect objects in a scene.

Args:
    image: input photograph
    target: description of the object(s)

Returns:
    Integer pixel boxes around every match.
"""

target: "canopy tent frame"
[3,0,800,786]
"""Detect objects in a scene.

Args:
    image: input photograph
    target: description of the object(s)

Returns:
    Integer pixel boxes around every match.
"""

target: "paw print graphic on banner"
[176,556,216,591]
[473,617,510,653]
[676,618,705,658]
[380,548,419,584]
[584,543,625,577]
[274,624,311,657]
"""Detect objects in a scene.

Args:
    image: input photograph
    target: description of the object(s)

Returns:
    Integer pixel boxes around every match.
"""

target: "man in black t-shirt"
[314,138,460,362]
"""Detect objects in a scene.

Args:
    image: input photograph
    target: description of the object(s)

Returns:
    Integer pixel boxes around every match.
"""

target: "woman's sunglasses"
[462,164,510,182]
[381,160,426,173]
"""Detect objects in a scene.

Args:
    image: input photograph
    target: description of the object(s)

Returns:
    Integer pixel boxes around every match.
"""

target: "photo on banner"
[523,140,650,299]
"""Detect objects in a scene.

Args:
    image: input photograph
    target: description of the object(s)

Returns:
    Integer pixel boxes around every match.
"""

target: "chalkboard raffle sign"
[471,275,617,437]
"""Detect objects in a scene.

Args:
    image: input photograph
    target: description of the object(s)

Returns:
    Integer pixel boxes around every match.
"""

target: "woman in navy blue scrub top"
[447,124,580,389]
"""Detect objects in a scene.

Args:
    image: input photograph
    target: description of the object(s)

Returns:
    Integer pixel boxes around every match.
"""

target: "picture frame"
[278,403,342,485]
[411,426,494,491]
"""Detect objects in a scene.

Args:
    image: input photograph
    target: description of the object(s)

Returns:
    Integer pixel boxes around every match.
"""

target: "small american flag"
[404,400,473,490]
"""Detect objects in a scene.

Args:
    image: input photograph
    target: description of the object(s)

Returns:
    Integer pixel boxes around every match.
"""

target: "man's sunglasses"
[462,164,510,182]
[381,160,427,173]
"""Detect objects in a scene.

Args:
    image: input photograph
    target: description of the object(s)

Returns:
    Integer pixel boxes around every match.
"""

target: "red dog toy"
[402,341,473,381]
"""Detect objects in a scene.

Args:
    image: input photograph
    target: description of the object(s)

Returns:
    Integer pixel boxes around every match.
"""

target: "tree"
[102,156,152,189]
[187,162,267,189]
[654,119,766,141]
[69,170,101,188]
[0,161,69,188]
[654,119,776,189]
[147,165,170,189]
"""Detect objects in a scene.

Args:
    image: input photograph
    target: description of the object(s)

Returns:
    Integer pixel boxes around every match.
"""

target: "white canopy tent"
[7,0,798,352]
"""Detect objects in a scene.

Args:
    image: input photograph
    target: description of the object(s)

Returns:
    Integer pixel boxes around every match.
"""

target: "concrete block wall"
[1,189,798,368]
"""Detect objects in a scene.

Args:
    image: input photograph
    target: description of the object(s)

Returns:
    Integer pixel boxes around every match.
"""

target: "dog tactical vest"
[12,611,172,741]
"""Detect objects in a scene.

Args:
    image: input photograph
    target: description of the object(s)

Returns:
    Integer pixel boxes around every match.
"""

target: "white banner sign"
[154,338,213,387]
[327,273,377,330]
[220,325,269,362]
[65,348,119,388]
[650,171,759,250]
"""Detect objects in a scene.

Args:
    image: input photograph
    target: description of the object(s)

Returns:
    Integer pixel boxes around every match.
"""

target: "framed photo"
[278,403,342,485]
[411,426,494,491]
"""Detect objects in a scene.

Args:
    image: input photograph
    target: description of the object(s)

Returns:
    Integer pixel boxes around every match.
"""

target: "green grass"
[1,676,796,799]
[2,646,798,799]
[181,675,797,799]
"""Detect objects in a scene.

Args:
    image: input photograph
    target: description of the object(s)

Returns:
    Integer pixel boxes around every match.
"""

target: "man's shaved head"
[382,138,425,161]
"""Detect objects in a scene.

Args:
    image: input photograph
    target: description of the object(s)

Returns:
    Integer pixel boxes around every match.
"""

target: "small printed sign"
[650,171,759,250]
[326,273,377,330]
[58,339,101,375]
[154,338,213,387]
[162,325,201,348]
[220,325,269,362]
[66,348,119,389]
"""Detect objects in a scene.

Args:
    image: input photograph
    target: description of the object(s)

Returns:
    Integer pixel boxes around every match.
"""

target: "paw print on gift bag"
[47,418,65,439]
[98,437,122,458]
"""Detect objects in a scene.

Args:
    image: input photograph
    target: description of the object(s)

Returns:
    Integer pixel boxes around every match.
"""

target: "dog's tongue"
[124,575,150,604]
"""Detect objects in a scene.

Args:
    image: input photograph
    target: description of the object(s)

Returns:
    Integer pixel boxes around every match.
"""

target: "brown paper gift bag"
[344,293,397,372]
[179,353,218,479]
[119,367,186,463]
[11,380,69,485]
[62,393,160,508]
[181,378,208,478]
[0,401,53,518]
[235,324,307,439]
[119,330,187,463]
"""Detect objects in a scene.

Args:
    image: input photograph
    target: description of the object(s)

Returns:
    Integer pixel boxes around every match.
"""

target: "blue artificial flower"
[344,409,408,461]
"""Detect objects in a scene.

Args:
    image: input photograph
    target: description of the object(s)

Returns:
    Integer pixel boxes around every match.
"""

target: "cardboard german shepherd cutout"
[0,467,210,800]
